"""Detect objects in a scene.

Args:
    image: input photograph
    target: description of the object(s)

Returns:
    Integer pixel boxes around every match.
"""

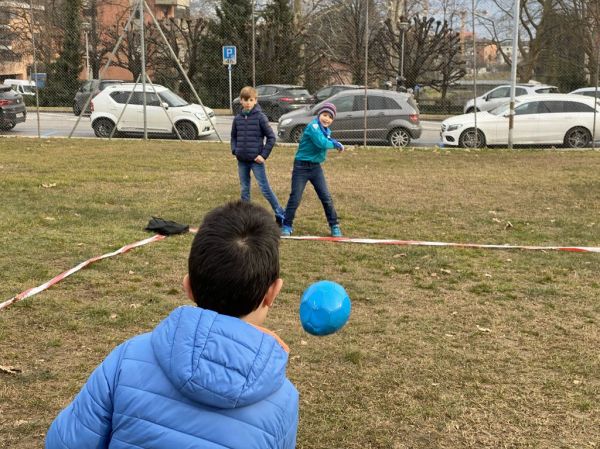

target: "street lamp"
[397,18,410,92]
[82,21,92,80]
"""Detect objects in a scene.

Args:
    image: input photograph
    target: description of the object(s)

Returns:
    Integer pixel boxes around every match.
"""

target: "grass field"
[0,138,599,448]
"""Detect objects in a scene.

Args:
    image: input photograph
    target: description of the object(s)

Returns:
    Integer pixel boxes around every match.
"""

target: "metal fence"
[1,0,599,147]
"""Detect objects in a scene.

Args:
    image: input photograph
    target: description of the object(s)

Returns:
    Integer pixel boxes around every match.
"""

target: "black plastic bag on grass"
[145,217,189,236]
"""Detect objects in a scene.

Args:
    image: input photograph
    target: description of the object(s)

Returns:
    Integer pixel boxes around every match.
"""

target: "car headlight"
[280,118,292,127]
[194,112,207,120]
[446,124,463,132]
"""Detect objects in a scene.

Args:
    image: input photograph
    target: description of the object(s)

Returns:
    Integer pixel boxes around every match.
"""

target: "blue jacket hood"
[151,306,289,409]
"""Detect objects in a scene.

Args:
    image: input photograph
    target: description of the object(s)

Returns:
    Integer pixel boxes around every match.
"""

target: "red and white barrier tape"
[0,234,165,311]
[283,236,600,253]
[3,232,599,311]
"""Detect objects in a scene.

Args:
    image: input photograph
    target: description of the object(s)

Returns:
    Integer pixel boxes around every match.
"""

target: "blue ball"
[299,281,351,336]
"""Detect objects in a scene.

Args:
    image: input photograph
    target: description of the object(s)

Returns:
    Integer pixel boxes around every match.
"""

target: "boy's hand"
[254,155,265,164]
[333,141,344,152]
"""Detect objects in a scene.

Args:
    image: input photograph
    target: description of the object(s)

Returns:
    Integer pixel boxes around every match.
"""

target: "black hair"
[188,201,280,317]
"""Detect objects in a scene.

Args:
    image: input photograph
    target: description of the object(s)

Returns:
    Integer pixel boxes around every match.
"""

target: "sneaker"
[330,224,343,237]
[275,214,285,227]
[281,225,293,237]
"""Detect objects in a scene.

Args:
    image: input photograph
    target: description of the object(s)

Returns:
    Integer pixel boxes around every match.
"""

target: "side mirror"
[161,102,169,109]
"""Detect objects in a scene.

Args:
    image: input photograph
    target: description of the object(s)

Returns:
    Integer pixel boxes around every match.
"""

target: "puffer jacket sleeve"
[304,122,335,151]
[45,342,127,449]
[259,113,276,159]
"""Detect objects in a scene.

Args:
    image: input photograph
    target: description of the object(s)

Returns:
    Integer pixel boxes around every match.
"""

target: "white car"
[90,83,216,140]
[463,83,558,114]
[569,87,600,98]
[442,94,600,148]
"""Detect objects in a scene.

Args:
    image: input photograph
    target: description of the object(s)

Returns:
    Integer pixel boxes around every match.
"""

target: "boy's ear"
[262,278,283,308]
[183,274,195,301]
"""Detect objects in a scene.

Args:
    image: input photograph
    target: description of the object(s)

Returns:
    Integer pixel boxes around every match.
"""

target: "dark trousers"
[283,160,338,227]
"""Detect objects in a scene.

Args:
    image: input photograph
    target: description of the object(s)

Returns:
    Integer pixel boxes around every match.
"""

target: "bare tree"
[149,16,209,97]
[372,15,465,94]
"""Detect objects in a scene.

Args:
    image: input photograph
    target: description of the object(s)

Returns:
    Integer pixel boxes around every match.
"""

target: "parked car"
[277,89,421,147]
[442,94,600,148]
[90,83,216,140]
[2,79,36,97]
[232,84,313,121]
[312,84,363,103]
[73,79,126,115]
[0,85,27,130]
[569,87,600,98]
[463,83,559,113]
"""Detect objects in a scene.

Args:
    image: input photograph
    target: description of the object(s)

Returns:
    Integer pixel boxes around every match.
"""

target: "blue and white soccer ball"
[299,280,351,336]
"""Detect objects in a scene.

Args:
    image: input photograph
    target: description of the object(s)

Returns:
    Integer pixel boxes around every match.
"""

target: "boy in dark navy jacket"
[46,201,299,449]
[231,86,285,225]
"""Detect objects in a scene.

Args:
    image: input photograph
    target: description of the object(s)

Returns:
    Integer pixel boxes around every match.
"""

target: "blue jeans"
[237,160,284,217]
[283,160,338,227]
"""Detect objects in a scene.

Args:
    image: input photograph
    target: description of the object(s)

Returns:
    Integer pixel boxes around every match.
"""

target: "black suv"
[232,84,313,121]
[73,79,125,115]
[0,85,26,131]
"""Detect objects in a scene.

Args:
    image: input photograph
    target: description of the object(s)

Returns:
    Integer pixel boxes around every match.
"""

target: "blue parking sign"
[222,46,237,65]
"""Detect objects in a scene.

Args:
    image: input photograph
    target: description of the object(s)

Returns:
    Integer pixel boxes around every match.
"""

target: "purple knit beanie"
[317,102,337,119]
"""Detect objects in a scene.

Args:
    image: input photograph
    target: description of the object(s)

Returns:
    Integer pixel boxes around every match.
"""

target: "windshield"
[158,89,188,107]
[285,88,311,97]
[488,103,515,116]
[23,85,35,93]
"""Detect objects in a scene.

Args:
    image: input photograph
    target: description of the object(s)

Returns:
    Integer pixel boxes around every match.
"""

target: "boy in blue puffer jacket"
[232,86,285,225]
[281,102,345,237]
[46,201,299,449]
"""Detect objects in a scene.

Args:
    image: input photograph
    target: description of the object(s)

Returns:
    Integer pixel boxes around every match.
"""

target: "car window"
[330,94,355,113]
[284,88,311,97]
[515,87,527,96]
[110,91,130,104]
[365,95,401,110]
[316,87,332,99]
[514,101,545,115]
[145,92,162,106]
[488,87,510,99]
[583,91,600,98]
[366,96,386,110]
[158,89,188,107]
[562,101,595,113]
[261,87,277,96]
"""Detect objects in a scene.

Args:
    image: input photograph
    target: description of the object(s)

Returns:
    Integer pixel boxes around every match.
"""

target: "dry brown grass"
[0,138,599,448]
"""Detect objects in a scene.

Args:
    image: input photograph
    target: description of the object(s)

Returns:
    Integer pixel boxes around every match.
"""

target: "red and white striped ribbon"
[3,232,599,311]
[0,234,165,311]
[283,236,600,253]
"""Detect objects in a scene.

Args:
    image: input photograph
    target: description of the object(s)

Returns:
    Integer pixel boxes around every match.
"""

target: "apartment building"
[0,1,44,81]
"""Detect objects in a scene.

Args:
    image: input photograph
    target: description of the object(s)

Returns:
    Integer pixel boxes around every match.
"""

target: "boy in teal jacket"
[46,201,298,449]
[281,102,345,237]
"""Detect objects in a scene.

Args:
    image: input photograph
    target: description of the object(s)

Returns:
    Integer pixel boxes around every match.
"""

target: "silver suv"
[277,89,421,147]
[464,83,558,113]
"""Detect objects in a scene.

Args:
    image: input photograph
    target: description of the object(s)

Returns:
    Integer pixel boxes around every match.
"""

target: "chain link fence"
[1,0,599,146]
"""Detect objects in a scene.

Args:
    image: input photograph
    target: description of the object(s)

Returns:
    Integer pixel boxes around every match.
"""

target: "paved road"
[2,111,442,147]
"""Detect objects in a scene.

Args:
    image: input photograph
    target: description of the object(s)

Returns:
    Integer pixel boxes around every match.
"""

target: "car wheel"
[459,128,486,148]
[387,128,411,147]
[0,121,16,131]
[92,118,115,138]
[175,121,198,140]
[73,102,82,116]
[563,127,591,148]
[289,126,304,143]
